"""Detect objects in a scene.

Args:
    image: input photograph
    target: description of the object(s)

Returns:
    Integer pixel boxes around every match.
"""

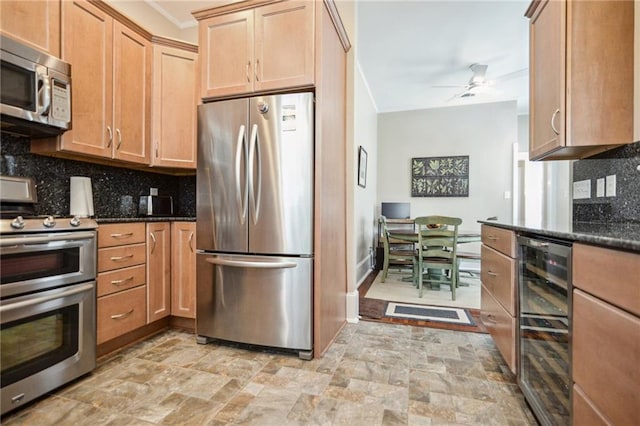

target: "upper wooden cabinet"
[196,1,314,99]
[150,41,198,169]
[0,0,60,57]
[31,0,151,166]
[526,0,634,161]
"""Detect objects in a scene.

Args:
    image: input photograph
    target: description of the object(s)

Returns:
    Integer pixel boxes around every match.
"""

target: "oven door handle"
[0,231,95,247]
[0,283,94,313]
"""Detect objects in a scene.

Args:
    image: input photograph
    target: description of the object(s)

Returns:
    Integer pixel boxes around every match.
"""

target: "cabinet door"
[171,222,196,318]
[254,1,314,92]
[151,46,197,169]
[0,0,60,56]
[59,0,113,158]
[529,0,565,160]
[113,21,150,164]
[199,10,253,99]
[147,222,171,322]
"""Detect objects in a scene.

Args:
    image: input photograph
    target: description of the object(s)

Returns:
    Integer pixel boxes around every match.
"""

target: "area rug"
[385,302,475,326]
[365,270,481,310]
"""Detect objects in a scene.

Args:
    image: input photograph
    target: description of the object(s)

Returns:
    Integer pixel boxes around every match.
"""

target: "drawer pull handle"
[110,254,134,262]
[188,232,194,253]
[111,276,133,286]
[110,232,134,238]
[111,309,134,320]
[487,271,499,277]
[485,314,497,324]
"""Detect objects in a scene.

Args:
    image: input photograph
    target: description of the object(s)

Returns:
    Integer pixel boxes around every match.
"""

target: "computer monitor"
[381,202,410,219]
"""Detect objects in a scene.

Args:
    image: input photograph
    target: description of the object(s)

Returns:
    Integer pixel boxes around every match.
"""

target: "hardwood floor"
[358,270,487,333]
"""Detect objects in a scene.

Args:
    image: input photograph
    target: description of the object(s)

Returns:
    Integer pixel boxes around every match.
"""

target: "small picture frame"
[358,146,368,188]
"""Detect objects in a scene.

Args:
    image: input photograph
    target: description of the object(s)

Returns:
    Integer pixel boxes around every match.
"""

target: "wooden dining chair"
[414,215,462,300]
[379,215,416,282]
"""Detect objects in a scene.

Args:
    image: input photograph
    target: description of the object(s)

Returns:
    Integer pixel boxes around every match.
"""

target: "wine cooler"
[517,236,572,426]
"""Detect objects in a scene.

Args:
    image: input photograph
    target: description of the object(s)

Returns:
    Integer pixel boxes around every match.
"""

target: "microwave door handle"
[38,75,51,116]
[234,125,247,224]
[248,124,261,224]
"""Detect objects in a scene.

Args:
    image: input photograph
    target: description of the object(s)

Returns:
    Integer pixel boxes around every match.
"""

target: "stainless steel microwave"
[0,35,71,137]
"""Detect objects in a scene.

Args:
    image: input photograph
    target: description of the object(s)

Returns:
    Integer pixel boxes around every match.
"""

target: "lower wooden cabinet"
[97,221,196,350]
[480,284,516,371]
[97,285,147,344]
[171,222,196,318]
[480,225,517,373]
[146,222,171,323]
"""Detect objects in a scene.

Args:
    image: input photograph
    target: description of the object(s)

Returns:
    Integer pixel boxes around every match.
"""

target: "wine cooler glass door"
[518,236,571,426]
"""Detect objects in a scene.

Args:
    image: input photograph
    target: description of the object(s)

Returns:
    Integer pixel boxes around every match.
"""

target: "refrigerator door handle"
[205,257,296,269]
[235,124,248,224]
[248,123,262,224]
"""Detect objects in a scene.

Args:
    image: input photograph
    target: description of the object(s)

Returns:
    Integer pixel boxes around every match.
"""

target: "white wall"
[353,63,378,286]
[377,101,518,241]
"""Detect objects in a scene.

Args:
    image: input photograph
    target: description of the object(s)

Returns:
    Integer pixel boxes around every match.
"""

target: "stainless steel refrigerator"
[196,92,314,359]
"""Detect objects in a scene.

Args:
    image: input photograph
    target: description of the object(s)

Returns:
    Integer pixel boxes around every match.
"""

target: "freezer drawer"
[196,253,312,354]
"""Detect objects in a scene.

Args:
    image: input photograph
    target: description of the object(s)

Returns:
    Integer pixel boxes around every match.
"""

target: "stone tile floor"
[2,321,537,425]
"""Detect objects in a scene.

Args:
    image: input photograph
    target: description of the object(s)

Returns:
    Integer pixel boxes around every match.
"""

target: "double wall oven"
[0,176,97,415]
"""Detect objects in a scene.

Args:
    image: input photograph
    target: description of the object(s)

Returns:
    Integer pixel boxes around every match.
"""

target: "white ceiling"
[357,0,530,113]
[145,0,530,114]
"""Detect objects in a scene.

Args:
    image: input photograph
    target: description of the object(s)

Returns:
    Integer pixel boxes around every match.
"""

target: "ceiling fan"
[434,63,526,100]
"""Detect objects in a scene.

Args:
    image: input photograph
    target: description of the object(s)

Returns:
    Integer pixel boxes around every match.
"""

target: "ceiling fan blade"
[493,68,528,82]
[432,84,468,88]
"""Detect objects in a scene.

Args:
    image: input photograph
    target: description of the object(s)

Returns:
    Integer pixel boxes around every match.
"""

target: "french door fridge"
[196,92,314,359]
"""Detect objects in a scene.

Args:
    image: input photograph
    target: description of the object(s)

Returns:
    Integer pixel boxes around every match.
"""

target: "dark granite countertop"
[478,220,640,253]
[96,217,196,223]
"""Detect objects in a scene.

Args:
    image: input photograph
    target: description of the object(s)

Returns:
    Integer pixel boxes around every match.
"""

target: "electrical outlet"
[573,180,591,200]
[150,187,158,196]
[606,175,616,197]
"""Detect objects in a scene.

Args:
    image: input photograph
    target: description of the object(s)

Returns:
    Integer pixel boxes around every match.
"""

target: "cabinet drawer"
[573,384,609,426]
[573,289,640,425]
[481,245,516,316]
[481,225,516,257]
[98,223,146,248]
[573,244,640,317]
[97,285,146,344]
[97,264,146,297]
[98,244,146,272]
[481,284,516,373]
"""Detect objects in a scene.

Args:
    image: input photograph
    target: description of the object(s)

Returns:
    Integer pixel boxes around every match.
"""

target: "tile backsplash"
[1,134,196,217]
[573,141,640,223]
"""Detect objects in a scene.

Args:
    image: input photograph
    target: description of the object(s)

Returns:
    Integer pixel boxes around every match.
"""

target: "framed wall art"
[411,155,469,197]
[358,146,368,188]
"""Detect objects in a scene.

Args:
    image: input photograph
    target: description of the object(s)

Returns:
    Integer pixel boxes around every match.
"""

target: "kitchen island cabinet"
[0,0,60,57]
[525,0,634,160]
[572,244,640,425]
[196,1,314,99]
[480,224,517,373]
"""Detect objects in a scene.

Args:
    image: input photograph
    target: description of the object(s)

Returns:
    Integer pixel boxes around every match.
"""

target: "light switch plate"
[573,180,591,200]
[596,178,605,197]
[606,175,616,197]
